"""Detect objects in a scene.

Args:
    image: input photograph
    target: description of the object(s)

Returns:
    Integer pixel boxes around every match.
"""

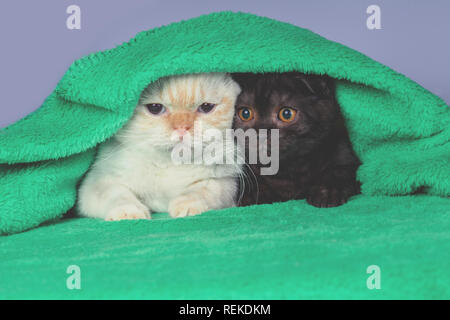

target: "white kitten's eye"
[145,103,166,115]
[197,103,216,114]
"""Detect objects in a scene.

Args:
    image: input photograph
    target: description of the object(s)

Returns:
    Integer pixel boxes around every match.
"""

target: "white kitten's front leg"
[168,194,209,218]
[105,199,150,221]
[168,178,236,218]
[78,176,150,221]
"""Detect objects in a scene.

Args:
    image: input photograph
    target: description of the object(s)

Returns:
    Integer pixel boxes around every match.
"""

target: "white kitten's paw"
[168,195,209,218]
[105,204,151,221]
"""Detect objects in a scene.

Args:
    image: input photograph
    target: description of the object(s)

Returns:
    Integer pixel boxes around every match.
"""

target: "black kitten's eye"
[198,103,216,113]
[237,107,254,121]
[146,103,166,115]
[278,107,297,123]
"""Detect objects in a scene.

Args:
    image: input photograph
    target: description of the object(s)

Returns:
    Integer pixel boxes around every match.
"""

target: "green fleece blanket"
[0,12,449,299]
[0,195,448,299]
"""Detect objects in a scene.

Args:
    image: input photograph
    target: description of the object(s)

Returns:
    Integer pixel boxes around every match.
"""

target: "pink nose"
[173,125,192,140]
[175,128,188,136]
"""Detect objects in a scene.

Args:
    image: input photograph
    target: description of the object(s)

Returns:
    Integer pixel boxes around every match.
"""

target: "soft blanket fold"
[0,11,449,235]
[0,195,449,299]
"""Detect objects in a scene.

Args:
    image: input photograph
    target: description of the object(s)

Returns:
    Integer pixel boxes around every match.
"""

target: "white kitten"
[77,73,242,220]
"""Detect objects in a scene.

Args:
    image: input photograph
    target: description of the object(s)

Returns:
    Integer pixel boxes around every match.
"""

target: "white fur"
[77,73,241,221]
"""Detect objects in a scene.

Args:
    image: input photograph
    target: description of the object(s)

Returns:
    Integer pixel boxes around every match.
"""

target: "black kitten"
[232,72,361,208]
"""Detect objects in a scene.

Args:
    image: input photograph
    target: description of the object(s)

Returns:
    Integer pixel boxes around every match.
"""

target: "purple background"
[1,0,449,128]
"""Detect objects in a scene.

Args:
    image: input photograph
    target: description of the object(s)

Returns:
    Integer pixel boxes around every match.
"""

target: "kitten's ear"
[293,73,335,98]
[231,73,254,86]
[315,75,335,98]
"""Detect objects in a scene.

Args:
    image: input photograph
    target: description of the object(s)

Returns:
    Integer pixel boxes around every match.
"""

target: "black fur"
[232,72,361,208]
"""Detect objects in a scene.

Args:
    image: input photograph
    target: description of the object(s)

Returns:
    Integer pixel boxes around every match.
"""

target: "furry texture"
[0,195,449,299]
[77,73,241,220]
[232,72,361,208]
[0,11,449,299]
[0,12,448,236]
